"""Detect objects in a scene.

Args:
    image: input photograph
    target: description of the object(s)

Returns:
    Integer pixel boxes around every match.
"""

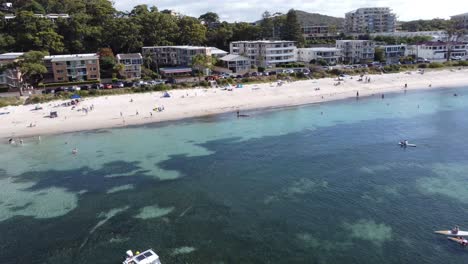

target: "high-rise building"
[336,40,375,64]
[345,7,397,34]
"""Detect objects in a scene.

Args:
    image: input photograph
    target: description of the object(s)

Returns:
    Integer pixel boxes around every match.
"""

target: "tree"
[98,48,116,78]
[282,9,304,47]
[374,47,386,63]
[191,54,216,85]
[7,51,48,96]
[113,63,125,79]
[199,12,220,25]
[177,16,207,45]
[259,11,274,39]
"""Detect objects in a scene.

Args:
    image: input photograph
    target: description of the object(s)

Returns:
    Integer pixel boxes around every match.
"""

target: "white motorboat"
[434,230,468,237]
[123,249,161,264]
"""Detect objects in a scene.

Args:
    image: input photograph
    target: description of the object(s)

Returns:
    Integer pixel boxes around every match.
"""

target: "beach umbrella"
[71,94,81,99]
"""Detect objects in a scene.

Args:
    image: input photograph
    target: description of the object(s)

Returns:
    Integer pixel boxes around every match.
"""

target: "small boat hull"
[434,230,468,236]
[448,237,468,245]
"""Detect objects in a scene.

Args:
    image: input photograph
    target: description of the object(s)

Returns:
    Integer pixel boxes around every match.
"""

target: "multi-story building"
[336,40,375,64]
[0,52,24,90]
[377,44,406,64]
[43,54,100,83]
[451,13,468,29]
[218,54,251,74]
[370,31,449,41]
[297,48,342,65]
[141,46,227,68]
[345,7,396,34]
[116,53,143,79]
[230,40,297,67]
[413,42,467,62]
[301,25,340,40]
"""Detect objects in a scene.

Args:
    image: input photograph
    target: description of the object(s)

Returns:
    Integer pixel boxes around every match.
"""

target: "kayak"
[434,230,468,236]
[398,142,417,147]
[447,236,468,245]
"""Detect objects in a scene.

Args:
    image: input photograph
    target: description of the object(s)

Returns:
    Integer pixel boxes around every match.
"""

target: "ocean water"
[1,88,468,263]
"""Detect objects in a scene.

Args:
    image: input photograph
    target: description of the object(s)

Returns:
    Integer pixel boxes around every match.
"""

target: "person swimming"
[72,148,78,155]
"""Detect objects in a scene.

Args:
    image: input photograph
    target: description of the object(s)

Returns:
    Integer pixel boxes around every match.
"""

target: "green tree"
[259,11,274,39]
[206,22,233,51]
[7,51,48,96]
[199,12,220,25]
[191,54,216,84]
[177,16,207,45]
[374,47,386,63]
[232,23,261,41]
[282,9,304,47]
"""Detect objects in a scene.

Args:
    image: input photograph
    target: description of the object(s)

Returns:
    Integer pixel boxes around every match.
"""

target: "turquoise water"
[1,88,468,263]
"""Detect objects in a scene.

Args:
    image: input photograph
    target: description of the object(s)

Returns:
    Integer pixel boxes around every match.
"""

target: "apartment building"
[116,53,143,79]
[0,52,24,90]
[414,42,467,62]
[141,46,226,68]
[43,54,100,83]
[301,25,340,40]
[451,13,468,29]
[345,7,396,34]
[336,40,375,64]
[370,31,448,41]
[297,48,342,65]
[377,44,406,64]
[230,41,297,68]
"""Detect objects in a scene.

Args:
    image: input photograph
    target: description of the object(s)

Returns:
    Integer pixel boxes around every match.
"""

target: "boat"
[434,230,468,236]
[398,142,416,147]
[123,249,161,264]
[447,236,468,246]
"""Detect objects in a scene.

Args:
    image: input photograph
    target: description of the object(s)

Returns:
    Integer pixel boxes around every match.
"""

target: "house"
[116,53,143,79]
[43,54,100,84]
[218,54,251,74]
[0,52,24,90]
[230,40,297,68]
[345,7,397,34]
[377,44,406,64]
[412,42,467,62]
[336,40,375,64]
[297,48,342,65]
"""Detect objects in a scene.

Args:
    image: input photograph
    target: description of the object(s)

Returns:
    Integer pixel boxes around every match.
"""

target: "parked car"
[42,89,55,94]
[80,85,91,90]
[267,71,276,75]
[112,82,124,88]
[285,69,295,74]
[251,72,259,77]
[103,83,113,89]
[91,83,102,89]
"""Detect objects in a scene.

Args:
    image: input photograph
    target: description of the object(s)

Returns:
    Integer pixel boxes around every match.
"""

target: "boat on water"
[123,249,161,264]
[447,236,468,246]
[434,230,468,236]
[398,142,416,147]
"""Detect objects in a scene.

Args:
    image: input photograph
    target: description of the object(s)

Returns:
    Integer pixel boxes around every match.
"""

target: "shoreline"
[1,69,467,140]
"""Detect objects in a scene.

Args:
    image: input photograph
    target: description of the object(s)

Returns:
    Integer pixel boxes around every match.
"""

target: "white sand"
[1,69,467,139]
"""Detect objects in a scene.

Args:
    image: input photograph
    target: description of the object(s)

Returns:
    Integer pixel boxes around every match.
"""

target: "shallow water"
[1,88,468,263]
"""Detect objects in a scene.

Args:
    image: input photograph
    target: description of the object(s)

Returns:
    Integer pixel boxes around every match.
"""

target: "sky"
[113,0,468,22]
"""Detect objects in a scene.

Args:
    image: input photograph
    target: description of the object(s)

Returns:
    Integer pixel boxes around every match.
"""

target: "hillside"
[295,10,344,26]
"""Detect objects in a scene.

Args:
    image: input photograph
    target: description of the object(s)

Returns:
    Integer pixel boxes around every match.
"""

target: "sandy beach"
[1,68,467,140]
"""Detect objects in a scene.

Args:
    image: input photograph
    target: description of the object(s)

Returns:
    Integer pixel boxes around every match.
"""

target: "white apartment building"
[297,48,342,65]
[451,13,468,29]
[336,40,375,64]
[301,25,340,40]
[376,44,406,64]
[141,46,226,67]
[413,42,467,62]
[345,7,396,34]
[370,31,449,41]
[116,53,143,79]
[230,41,297,68]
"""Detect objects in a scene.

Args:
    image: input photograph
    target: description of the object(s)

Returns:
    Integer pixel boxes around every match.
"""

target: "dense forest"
[0,0,305,54]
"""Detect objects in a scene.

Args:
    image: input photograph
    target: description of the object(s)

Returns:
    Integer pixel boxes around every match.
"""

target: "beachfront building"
[116,53,143,79]
[412,42,467,62]
[451,13,468,29]
[297,48,342,65]
[0,52,24,90]
[217,54,251,74]
[141,46,226,67]
[3,13,70,22]
[230,40,297,68]
[377,44,406,64]
[43,54,100,83]
[370,31,449,42]
[336,40,375,64]
[301,25,340,40]
[345,7,397,34]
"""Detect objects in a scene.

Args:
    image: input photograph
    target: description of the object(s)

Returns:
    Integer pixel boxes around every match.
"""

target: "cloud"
[113,0,468,22]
